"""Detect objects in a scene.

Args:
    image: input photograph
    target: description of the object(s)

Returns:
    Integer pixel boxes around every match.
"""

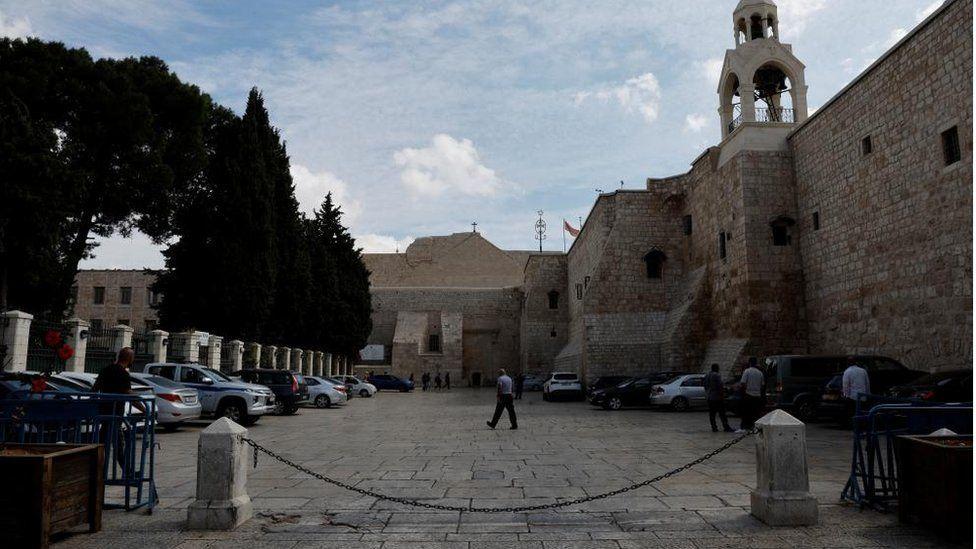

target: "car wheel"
[608,397,623,410]
[794,398,816,422]
[315,395,331,408]
[274,401,285,415]
[360,389,370,397]
[218,401,245,423]
[670,396,689,412]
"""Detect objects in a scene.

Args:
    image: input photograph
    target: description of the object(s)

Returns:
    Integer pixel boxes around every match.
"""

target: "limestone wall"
[788,0,973,372]
[520,255,569,375]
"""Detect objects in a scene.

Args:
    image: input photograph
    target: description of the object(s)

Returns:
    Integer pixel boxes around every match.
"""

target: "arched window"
[547,290,560,310]
[769,216,795,246]
[643,249,667,279]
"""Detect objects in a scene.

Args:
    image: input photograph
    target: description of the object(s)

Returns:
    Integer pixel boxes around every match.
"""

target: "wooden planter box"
[896,435,972,542]
[0,443,104,548]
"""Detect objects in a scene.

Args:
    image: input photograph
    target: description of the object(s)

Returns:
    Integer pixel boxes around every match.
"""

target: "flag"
[563,220,580,237]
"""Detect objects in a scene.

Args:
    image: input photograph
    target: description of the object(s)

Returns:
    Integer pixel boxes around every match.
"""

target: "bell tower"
[718,0,809,139]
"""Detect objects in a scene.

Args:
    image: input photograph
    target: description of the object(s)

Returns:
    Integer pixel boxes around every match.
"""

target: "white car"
[649,374,707,411]
[543,372,584,401]
[53,371,156,419]
[131,372,203,429]
[336,375,377,397]
[305,376,348,408]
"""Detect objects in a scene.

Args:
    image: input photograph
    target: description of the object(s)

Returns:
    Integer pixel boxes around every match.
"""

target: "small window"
[682,215,693,236]
[147,289,161,306]
[428,334,441,353]
[772,225,790,246]
[117,319,129,327]
[575,283,583,300]
[812,211,820,231]
[120,286,132,305]
[93,286,105,304]
[942,126,961,165]
[718,232,727,259]
[861,135,872,156]
[549,328,557,338]
[643,249,666,279]
[547,290,560,309]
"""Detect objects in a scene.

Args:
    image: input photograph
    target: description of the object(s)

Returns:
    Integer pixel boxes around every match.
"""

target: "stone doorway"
[462,330,495,387]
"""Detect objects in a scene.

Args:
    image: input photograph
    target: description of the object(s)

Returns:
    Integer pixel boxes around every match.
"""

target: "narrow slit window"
[861,135,873,156]
[547,290,560,309]
[718,232,727,259]
[942,126,961,165]
[682,215,693,236]
[575,283,583,300]
[812,211,820,231]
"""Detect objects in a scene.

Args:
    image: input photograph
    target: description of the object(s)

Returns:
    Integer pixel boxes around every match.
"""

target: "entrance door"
[462,331,495,387]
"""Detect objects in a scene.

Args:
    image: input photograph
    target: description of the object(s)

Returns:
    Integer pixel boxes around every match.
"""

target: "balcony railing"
[727,107,795,134]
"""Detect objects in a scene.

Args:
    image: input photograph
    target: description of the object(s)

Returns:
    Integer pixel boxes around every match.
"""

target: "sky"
[1,0,945,267]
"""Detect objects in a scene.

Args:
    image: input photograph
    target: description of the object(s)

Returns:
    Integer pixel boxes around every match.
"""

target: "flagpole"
[562,220,567,253]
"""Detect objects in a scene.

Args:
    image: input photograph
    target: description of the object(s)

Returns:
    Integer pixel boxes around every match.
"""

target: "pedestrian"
[421,372,430,391]
[444,372,451,390]
[409,373,415,386]
[736,357,765,432]
[514,373,525,400]
[92,347,145,468]
[704,363,733,432]
[434,373,442,390]
[486,368,518,430]
[841,356,871,418]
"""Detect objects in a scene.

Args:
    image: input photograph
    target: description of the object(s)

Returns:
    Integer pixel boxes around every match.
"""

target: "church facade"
[361,0,972,384]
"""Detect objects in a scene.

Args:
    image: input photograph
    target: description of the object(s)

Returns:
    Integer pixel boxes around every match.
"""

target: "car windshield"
[202,367,231,382]
[134,374,185,389]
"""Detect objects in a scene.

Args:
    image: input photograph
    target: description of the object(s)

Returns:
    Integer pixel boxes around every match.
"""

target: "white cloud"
[354,233,415,253]
[0,9,32,38]
[699,57,724,87]
[684,113,710,133]
[776,0,827,39]
[393,134,509,197]
[574,72,662,124]
[290,164,362,224]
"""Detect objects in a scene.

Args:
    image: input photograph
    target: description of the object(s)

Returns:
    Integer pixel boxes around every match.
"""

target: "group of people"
[412,371,450,391]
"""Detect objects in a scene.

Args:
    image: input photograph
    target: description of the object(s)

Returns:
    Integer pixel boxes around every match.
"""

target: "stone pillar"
[170,331,200,363]
[227,340,245,372]
[277,347,289,370]
[751,410,819,526]
[314,351,323,376]
[207,335,223,371]
[246,342,261,368]
[110,324,134,354]
[149,330,169,363]
[740,83,757,123]
[186,417,253,530]
[290,349,303,373]
[328,353,335,377]
[64,318,90,373]
[307,351,315,376]
[263,345,277,369]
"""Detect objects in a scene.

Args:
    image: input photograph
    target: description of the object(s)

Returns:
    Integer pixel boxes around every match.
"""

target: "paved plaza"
[55,389,960,548]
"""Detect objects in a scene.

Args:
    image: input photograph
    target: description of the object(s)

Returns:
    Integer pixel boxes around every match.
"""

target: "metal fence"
[24,319,67,373]
[198,344,211,366]
[131,331,156,370]
[85,325,116,374]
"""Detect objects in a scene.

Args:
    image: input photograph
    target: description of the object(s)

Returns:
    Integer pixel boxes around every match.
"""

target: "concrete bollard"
[751,409,819,526]
[187,417,253,530]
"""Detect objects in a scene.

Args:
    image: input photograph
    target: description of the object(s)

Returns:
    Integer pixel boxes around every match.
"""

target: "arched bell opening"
[752,63,795,124]
[720,72,742,136]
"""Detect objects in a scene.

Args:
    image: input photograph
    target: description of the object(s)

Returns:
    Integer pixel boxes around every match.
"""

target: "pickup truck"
[139,362,275,426]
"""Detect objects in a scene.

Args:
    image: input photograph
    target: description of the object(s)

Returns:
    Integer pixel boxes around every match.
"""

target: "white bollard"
[187,417,253,530]
[750,409,819,526]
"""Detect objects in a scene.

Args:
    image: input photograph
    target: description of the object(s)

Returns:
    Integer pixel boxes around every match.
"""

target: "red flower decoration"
[44,329,63,348]
[58,344,75,361]
[31,377,48,393]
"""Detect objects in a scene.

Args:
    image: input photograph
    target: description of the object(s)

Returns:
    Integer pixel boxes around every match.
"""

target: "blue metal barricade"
[842,396,972,510]
[0,392,158,511]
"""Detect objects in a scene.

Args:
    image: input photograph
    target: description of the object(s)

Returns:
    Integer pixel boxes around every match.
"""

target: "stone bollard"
[187,417,253,530]
[751,409,819,526]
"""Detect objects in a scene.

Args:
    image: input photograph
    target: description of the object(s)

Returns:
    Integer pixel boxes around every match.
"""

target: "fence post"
[227,340,245,371]
[304,350,312,375]
[291,349,303,373]
[207,335,223,369]
[170,331,200,363]
[110,324,134,355]
[263,345,277,369]
[186,417,253,530]
[64,318,90,372]
[1,310,33,372]
[149,330,169,363]
[751,410,819,526]
[245,342,261,368]
[278,347,291,370]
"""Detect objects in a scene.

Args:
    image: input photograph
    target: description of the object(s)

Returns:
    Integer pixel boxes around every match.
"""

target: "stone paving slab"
[50,389,965,548]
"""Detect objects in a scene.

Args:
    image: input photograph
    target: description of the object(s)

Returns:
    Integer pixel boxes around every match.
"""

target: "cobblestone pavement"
[54,389,961,548]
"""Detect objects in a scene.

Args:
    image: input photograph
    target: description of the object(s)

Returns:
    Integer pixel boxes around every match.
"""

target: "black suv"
[230,369,309,415]
[589,372,683,410]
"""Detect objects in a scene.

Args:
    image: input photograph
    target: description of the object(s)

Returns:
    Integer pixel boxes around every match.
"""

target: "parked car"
[367,373,414,392]
[305,376,348,407]
[521,374,546,392]
[129,372,202,429]
[336,375,377,397]
[0,372,89,399]
[140,362,274,425]
[543,372,584,401]
[590,372,684,410]
[230,369,309,415]
[649,374,707,411]
[586,376,632,398]
[52,371,156,419]
[888,369,973,402]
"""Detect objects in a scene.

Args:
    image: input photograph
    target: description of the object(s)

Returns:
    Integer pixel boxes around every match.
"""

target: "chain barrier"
[239,427,757,513]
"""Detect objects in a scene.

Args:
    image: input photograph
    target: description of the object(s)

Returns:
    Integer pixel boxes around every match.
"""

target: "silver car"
[131,372,203,429]
[649,374,707,411]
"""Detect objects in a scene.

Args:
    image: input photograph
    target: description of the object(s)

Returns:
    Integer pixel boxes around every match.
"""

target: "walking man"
[93,347,145,468]
[434,373,442,390]
[736,357,765,432]
[704,363,733,432]
[841,356,871,418]
[514,373,525,400]
[444,372,451,390]
[487,368,518,430]
[421,372,430,391]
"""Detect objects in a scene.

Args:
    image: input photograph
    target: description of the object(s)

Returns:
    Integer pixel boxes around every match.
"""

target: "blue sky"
[1,0,943,267]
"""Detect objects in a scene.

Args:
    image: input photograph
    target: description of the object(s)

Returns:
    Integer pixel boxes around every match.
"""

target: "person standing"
[444,372,451,390]
[421,372,430,391]
[514,373,525,400]
[93,347,145,468]
[841,356,871,418]
[704,363,733,432]
[434,373,442,390]
[736,357,765,432]
[487,368,518,430]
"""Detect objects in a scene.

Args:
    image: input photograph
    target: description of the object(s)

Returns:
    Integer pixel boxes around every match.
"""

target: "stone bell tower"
[718,0,809,139]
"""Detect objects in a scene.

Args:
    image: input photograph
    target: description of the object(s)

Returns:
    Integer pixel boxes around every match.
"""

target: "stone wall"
[788,0,973,372]
[520,255,569,375]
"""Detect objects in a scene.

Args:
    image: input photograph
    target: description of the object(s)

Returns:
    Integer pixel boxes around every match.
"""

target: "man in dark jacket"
[93,347,144,468]
[704,363,733,432]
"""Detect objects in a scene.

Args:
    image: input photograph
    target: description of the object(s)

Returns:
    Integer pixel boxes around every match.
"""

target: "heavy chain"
[239,428,757,513]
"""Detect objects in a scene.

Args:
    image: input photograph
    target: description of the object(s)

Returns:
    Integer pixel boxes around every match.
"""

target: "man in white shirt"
[487,369,518,430]
[842,357,871,400]
[737,357,765,432]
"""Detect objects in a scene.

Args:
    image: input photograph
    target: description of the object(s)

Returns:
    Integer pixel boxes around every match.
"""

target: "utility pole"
[534,210,547,252]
